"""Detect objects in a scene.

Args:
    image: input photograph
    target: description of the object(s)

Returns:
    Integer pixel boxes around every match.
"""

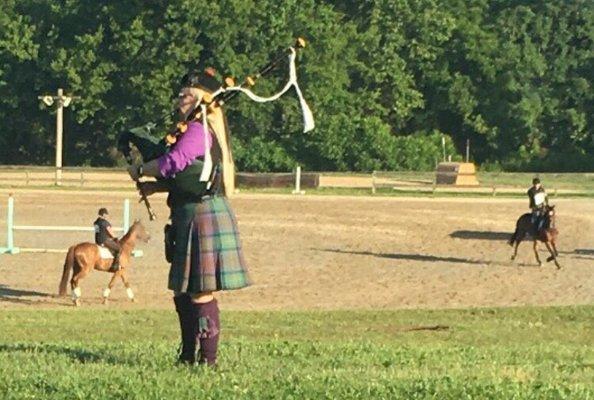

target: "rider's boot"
[110,251,121,272]
[537,217,545,233]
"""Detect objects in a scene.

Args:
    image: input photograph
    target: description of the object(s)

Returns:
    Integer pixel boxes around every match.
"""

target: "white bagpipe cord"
[199,103,214,186]
[225,47,315,133]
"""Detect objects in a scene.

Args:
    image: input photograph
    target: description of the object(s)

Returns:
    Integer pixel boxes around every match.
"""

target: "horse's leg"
[532,241,542,267]
[511,239,520,261]
[544,242,561,269]
[552,241,559,257]
[545,242,555,262]
[102,272,120,305]
[120,271,135,302]
[70,269,89,307]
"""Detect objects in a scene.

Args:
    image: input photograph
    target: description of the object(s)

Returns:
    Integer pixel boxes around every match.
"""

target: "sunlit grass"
[1,306,592,399]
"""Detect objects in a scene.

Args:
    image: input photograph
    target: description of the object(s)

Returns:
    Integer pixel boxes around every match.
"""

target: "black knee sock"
[173,294,197,364]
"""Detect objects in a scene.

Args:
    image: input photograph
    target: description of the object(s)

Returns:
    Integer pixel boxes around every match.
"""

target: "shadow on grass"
[0,343,107,364]
[449,230,511,241]
[0,343,166,367]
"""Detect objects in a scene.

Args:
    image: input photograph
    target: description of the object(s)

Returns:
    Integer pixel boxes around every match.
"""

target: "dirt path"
[0,190,592,310]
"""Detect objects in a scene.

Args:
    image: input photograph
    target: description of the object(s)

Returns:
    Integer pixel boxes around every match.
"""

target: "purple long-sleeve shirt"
[158,121,211,178]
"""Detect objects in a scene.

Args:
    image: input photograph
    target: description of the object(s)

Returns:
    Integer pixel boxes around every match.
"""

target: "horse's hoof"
[102,298,108,305]
[546,256,554,262]
[73,299,80,307]
[555,263,561,270]
[538,262,542,267]
[510,255,515,261]
[130,298,136,303]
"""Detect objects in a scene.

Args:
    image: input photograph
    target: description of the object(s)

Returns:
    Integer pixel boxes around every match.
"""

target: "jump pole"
[0,195,142,256]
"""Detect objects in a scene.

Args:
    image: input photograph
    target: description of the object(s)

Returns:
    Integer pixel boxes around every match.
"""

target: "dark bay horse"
[58,220,150,306]
[509,205,560,269]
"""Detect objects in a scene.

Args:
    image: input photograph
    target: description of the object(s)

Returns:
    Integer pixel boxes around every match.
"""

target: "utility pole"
[466,139,470,163]
[38,88,79,185]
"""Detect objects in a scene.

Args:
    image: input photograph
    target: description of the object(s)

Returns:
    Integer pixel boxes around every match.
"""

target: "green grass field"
[1,306,592,399]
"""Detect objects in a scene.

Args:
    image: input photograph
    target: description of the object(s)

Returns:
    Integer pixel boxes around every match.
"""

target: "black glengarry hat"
[180,67,221,93]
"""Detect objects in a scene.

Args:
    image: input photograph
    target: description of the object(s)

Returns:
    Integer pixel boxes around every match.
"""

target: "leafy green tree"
[0,0,591,171]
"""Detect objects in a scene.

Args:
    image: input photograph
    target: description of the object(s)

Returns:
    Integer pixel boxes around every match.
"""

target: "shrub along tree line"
[0,0,591,172]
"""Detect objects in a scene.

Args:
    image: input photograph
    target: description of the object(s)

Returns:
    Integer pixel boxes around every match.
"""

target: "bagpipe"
[117,38,314,220]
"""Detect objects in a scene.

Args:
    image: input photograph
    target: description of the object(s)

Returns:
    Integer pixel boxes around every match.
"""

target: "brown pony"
[58,220,150,306]
[509,205,560,269]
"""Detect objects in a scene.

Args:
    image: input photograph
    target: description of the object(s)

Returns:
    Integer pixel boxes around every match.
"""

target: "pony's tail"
[59,246,75,296]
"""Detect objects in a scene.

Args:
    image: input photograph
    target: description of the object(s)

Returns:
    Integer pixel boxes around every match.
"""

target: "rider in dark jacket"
[93,208,121,271]
[527,178,548,233]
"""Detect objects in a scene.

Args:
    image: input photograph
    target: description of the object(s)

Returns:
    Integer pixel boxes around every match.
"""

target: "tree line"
[0,0,592,171]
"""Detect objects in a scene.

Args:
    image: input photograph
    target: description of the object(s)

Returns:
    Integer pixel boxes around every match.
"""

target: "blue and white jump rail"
[0,195,143,256]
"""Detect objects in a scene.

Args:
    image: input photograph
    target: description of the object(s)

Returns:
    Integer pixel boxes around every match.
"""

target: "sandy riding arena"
[0,190,592,310]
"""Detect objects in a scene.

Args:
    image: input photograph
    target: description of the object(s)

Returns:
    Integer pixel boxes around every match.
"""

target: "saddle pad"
[98,246,114,259]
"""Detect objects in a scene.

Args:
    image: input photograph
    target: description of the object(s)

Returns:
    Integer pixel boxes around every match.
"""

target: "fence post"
[123,198,130,233]
[123,198,144,257]
[7,195,15,251]
[466,138,470,163]
[80,171,84,186]
[372,171,377,194]
[292,165,305,195]
[0,195,20,254]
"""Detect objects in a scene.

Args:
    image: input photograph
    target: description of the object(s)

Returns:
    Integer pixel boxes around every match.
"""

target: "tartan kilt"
[168,196,251,294]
